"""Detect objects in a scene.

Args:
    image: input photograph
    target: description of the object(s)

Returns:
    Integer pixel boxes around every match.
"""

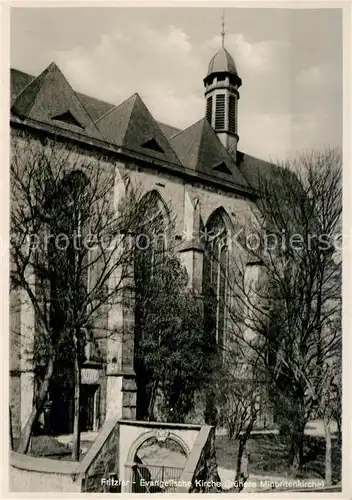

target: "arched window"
[203,210,229,348]
[48,171,90,328]
[45,170,90,435]
[134,190,170,420]
[135,190,169,280]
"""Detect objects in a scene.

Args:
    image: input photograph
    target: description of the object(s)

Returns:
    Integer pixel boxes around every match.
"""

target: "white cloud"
[52,23,202,107]
[164,25,192,54]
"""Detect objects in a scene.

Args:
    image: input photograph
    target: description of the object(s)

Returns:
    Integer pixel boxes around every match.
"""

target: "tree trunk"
[234,416,256,491]
[288,423,305,472]
[324,417,332,486]
[235,437,246,489]
[147,381,158,421]
[16,357,54,454]
[72,346,81,461]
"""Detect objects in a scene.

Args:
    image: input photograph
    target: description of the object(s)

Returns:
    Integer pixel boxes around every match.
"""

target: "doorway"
[80,384,100,432]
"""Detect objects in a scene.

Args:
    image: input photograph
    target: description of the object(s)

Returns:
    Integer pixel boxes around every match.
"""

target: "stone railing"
[176,425,221,493]
[10,415,121,493]
[80,417,120,492]
[10,451,81,492]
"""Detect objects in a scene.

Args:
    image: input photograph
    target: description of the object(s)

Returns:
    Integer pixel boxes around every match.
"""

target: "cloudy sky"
[11,7,342,162]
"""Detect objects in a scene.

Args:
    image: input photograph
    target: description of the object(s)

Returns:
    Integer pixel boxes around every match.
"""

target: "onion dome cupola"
[204,15,242,159]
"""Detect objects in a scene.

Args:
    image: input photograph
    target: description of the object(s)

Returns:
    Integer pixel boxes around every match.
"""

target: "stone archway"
[126,430,189,493]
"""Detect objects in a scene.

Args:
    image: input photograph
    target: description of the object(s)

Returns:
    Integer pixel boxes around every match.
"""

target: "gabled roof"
[170,118,249,189]
[96,93,182,166]
[10,68,178,135]
[11,63,104,140]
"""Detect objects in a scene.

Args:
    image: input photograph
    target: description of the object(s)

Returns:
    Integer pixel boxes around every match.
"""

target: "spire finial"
[221,9,225,47]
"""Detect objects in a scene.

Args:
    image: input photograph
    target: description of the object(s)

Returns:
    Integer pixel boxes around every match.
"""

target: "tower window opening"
[215,94,225,130]
[229,95,237,135]
[206,97,213,124]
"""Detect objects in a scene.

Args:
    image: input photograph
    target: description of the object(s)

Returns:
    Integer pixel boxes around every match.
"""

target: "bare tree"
[10,132,149,457]
[211,148,342,474]
[214,358,260,489]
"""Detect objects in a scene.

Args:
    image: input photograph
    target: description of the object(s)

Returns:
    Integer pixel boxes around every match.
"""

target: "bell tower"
[204,13,242,159]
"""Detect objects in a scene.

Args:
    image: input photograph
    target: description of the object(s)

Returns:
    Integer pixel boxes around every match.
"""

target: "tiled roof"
[10,68,177,134]
[170,118,249,189]
[236,151,282,191]
[96,93,182,166]
[11,63,104,140]
[10,65,277,194]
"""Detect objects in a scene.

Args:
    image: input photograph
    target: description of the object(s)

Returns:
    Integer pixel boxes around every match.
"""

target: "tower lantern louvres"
[204,43,242,159]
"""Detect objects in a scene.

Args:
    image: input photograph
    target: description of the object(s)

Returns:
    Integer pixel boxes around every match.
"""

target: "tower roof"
[206,47,239,78]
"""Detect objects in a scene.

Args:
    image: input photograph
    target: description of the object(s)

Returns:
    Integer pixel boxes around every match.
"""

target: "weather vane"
[221,9,226,47]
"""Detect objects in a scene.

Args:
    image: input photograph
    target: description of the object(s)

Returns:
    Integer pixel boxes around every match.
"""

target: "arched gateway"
[125,430,189,493]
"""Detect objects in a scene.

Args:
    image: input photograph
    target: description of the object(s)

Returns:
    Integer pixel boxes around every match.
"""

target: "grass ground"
[215,433,341,483]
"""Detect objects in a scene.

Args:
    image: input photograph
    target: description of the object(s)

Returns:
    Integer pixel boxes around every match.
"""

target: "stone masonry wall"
[177,426,221,493]
[81,419,120,492]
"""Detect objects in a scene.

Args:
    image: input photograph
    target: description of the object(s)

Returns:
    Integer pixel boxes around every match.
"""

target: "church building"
[10,35,276,438]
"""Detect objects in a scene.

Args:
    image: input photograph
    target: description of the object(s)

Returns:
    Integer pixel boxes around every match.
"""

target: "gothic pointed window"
[133,190,170,420]
[203,210,229,349]
[135,190,168,281]
[45,169,90,435]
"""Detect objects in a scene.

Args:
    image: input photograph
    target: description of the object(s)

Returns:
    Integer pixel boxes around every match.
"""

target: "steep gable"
[95,94,136,145]
[10,68,182,143]
[170,118,249,189]
[96,93,182,166]
[11,62,104,140]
